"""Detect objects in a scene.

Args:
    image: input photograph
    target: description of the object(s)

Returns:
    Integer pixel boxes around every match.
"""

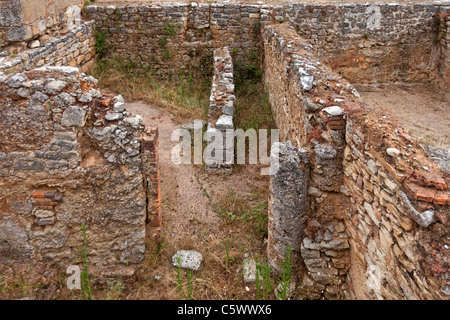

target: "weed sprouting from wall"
[164,23,181,36]
[94,28,108,58]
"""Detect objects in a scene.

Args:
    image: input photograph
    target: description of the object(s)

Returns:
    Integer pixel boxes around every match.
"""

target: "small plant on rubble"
[106,279,124,300]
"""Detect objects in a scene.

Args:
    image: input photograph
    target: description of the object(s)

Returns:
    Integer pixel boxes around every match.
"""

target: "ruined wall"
[0,66,158,275]
[205,46,234,174]
[279,3,449,87]
[263,24,449,300]
[83,2,449,88]
[344,108,449,300]
[0,20,96,74]
[263,24,357,299]
[0,0,84,53]
[83,3,263,77]
[438,8,450,89]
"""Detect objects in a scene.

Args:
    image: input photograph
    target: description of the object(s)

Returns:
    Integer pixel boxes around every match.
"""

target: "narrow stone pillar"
[267,141,308,273]
[205,47,235,174]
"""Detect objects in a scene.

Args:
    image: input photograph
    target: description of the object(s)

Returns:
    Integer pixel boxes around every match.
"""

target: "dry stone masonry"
[0,20,95,74]
[0,1,84,54]
[0,1,449,299]
[263,23,449,300]
[0,65,160,276]
[206,46,234,174]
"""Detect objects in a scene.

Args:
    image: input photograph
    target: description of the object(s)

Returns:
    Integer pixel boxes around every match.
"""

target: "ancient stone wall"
[263,24,357,299]
[280,3,449,87]
[84,2,449,87]
[344,107,449,300]
[83,3,263,77]
[0,20,96,74]
[263,24,449,300]
[205,46,234,174]
[0,66,158,275]
[0,0,84,54]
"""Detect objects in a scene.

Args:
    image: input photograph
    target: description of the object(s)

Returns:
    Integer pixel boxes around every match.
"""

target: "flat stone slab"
[172,250,203,271]
[215,115,233,130]
[243,259,257,283]
[322,106,344,117]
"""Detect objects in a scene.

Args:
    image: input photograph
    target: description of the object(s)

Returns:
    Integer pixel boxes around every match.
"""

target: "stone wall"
[344,107,449,300]
[263,24,449,300]
[83,2,449,88]
[281,3,450,87]
[0,0,84,54]
[205,46,234,174]
[263,23,357,299]
[267,141,308,274]
[0,66,158,275]
[0,20,96,74]
[83,3,263,77]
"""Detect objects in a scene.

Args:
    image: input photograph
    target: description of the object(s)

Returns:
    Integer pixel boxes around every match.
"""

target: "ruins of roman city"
[0,0,449,300]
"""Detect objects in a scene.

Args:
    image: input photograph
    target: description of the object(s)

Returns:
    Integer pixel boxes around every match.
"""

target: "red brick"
[343,101,363,115]
[434,190,450,205]
[405,182,436,203]
[418,172,447,190]
[99,94,114,107]
[327,120,345,130]
[31,191,46,198]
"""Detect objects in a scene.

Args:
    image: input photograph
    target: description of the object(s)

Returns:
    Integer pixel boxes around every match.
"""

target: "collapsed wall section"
[0,66,159,276]
[263,24,449,300]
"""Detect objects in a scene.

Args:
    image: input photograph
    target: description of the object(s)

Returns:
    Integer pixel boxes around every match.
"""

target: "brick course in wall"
[0,66,159,276]
[262,23,449,300]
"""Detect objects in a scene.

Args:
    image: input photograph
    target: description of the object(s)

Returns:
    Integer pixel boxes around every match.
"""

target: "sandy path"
[123,100,269,299]
[125,102,217,243]
[125,101,263,245]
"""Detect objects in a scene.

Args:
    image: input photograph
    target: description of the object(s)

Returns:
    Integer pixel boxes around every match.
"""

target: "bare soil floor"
[0,100,271,300]
[356,83,450,149]
[122,101,271,299]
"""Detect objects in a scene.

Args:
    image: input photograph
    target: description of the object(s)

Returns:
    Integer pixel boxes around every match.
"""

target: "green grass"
[276,246,293,300]
[89,57,211,122]
[80,226,92,300]
[214,187,269,238]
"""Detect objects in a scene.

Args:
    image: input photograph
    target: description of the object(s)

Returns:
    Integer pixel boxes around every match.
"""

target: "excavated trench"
[0,2,449,300]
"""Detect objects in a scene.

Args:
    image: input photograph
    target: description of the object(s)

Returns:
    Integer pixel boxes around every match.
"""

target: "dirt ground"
[356,83,450,149]
[123,101,270,300]
[0,99,272,300]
